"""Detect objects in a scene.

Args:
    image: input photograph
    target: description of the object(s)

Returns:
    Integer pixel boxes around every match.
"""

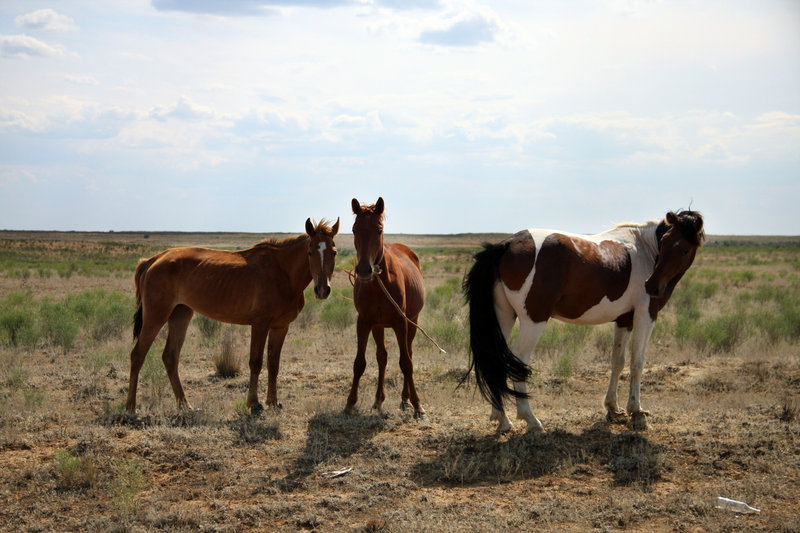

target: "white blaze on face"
[317,241,326,271]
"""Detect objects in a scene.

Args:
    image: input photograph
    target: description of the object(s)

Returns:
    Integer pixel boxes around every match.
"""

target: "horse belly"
[552,295,633,326]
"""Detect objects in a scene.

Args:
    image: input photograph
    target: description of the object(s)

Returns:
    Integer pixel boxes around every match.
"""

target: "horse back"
[502,230,635,323]
[138,246,284,325]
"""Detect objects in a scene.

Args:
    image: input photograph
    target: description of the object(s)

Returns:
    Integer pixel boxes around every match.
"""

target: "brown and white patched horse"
[126,218,339,415]
[463,210,704,432]
[346,197,427,417]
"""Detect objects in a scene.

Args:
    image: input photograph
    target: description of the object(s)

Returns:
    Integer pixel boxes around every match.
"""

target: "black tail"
[462,242,531,411]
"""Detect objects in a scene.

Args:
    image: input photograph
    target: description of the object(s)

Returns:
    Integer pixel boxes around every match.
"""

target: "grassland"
[0,230,799,532]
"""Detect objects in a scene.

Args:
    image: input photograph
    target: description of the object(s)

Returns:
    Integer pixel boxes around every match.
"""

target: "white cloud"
[149,96,218,121]
[14,9,78,32]
[419,5,503,46]
[151,0,355,16]
[65,74,99,86]
[0,34,64,59]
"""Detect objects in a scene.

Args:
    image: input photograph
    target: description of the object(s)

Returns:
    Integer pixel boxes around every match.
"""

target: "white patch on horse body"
[317,241,327,268]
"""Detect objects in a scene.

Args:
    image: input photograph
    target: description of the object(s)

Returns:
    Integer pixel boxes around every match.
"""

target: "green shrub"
[427,277,461,310]
[538,322,589,354]
[55,449,97,490]
[196,314,221,339]
[692,312,748,353]
[39,299,80,351]
[553,353,574,380]
[320,294,355,329]
[110,458,147,519]
[0,307,36,347]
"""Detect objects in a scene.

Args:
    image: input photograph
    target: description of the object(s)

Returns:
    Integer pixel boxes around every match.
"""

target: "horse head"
[645,210,704,298]
[305,217,339,299]
[351,196,385,281]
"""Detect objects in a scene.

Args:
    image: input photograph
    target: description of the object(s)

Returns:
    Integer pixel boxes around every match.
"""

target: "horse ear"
[666,211,678,226]
[376,197,384,215]
[351,198,362,215]
[331,217,340,236]
[305,218,315,236]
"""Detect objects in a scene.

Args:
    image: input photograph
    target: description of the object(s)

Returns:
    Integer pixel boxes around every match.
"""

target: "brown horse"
[126,218,339,415]
[345,197,427,417]
[463,210,704,432]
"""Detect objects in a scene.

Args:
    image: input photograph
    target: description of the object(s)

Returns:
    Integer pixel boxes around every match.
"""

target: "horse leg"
[247,322,269,415]
[265,326,289,408]
[345,316,370,414]
[395,321,425,418]
[490,282,517,431]
[372,327,388,411]
[162,305,194,411]
[125,308,169,414]
[604,325,632,424]
[627,312,656,430]
[508,318,546,432]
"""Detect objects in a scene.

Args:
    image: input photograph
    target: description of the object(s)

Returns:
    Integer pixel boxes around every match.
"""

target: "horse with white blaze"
[462,210,704,432]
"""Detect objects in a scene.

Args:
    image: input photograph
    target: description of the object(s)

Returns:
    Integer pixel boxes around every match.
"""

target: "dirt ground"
[0,231,798,532]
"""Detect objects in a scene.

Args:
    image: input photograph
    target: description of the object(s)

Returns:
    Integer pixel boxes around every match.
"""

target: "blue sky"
[1,0,798,235]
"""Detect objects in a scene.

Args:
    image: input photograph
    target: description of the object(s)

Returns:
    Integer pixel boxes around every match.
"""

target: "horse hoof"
[630,411,649,431]
[606,410,629,425]
[400,400,412,411]
[414,410,427,420]
[526,421,544,434]
[249,403,264,416]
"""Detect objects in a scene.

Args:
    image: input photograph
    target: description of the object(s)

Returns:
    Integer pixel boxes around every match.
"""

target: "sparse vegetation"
[0,232,798,532]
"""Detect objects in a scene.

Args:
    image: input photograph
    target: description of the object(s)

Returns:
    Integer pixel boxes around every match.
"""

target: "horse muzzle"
[314,282,331,299]
[354,261,375,282]
[644,278,664,298]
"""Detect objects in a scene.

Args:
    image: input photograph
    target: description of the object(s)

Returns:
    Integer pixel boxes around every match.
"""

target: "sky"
[1,0,799,235]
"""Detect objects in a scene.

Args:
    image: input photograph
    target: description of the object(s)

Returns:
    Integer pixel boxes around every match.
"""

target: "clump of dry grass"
[213,328,242,378]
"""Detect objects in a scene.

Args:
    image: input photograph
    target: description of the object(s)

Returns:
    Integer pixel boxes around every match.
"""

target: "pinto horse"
[345,197,427,417]
[126,218,339,415]
[463,210,704,432]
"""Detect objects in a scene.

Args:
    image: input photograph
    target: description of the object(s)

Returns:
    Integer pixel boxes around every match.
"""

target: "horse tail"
[132,256,157,340]
[462,242,531,410]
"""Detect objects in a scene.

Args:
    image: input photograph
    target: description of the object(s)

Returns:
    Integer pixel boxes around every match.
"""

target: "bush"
[196,314,221,340]
[213,328,242,378]
[320,294,355,329]
[0,307,36,347]
[39,299,80,351]
[692,312,748,353]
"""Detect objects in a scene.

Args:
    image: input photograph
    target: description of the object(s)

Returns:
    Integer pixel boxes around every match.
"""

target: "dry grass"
[0,231,799,532]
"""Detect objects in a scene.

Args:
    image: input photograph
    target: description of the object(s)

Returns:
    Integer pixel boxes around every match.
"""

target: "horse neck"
[282,236,313,292]
[251,236,312,293]
[635,221,661,265]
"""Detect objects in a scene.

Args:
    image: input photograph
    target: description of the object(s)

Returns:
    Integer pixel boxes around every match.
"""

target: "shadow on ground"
[278,411,388,491]
[411,422,664,487]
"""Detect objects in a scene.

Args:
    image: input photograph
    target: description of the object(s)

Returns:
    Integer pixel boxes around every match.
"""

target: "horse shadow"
[411,422,664,487]
[277,411,388,492]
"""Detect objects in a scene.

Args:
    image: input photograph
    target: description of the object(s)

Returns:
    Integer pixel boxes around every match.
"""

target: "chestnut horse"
[345,197,427,417]
[463,210,704,432]
[126,218,340,415]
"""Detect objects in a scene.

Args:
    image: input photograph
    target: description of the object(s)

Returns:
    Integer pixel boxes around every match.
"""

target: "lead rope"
[338,263,447,354]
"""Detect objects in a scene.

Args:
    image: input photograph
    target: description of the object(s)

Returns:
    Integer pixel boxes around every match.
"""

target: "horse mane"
[252,219,337,249]
[254,234,309,249]
[613,210,704,247]
[311,218,338,237]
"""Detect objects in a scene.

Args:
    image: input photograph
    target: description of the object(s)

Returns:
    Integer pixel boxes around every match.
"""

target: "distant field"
[0,230,799,532]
